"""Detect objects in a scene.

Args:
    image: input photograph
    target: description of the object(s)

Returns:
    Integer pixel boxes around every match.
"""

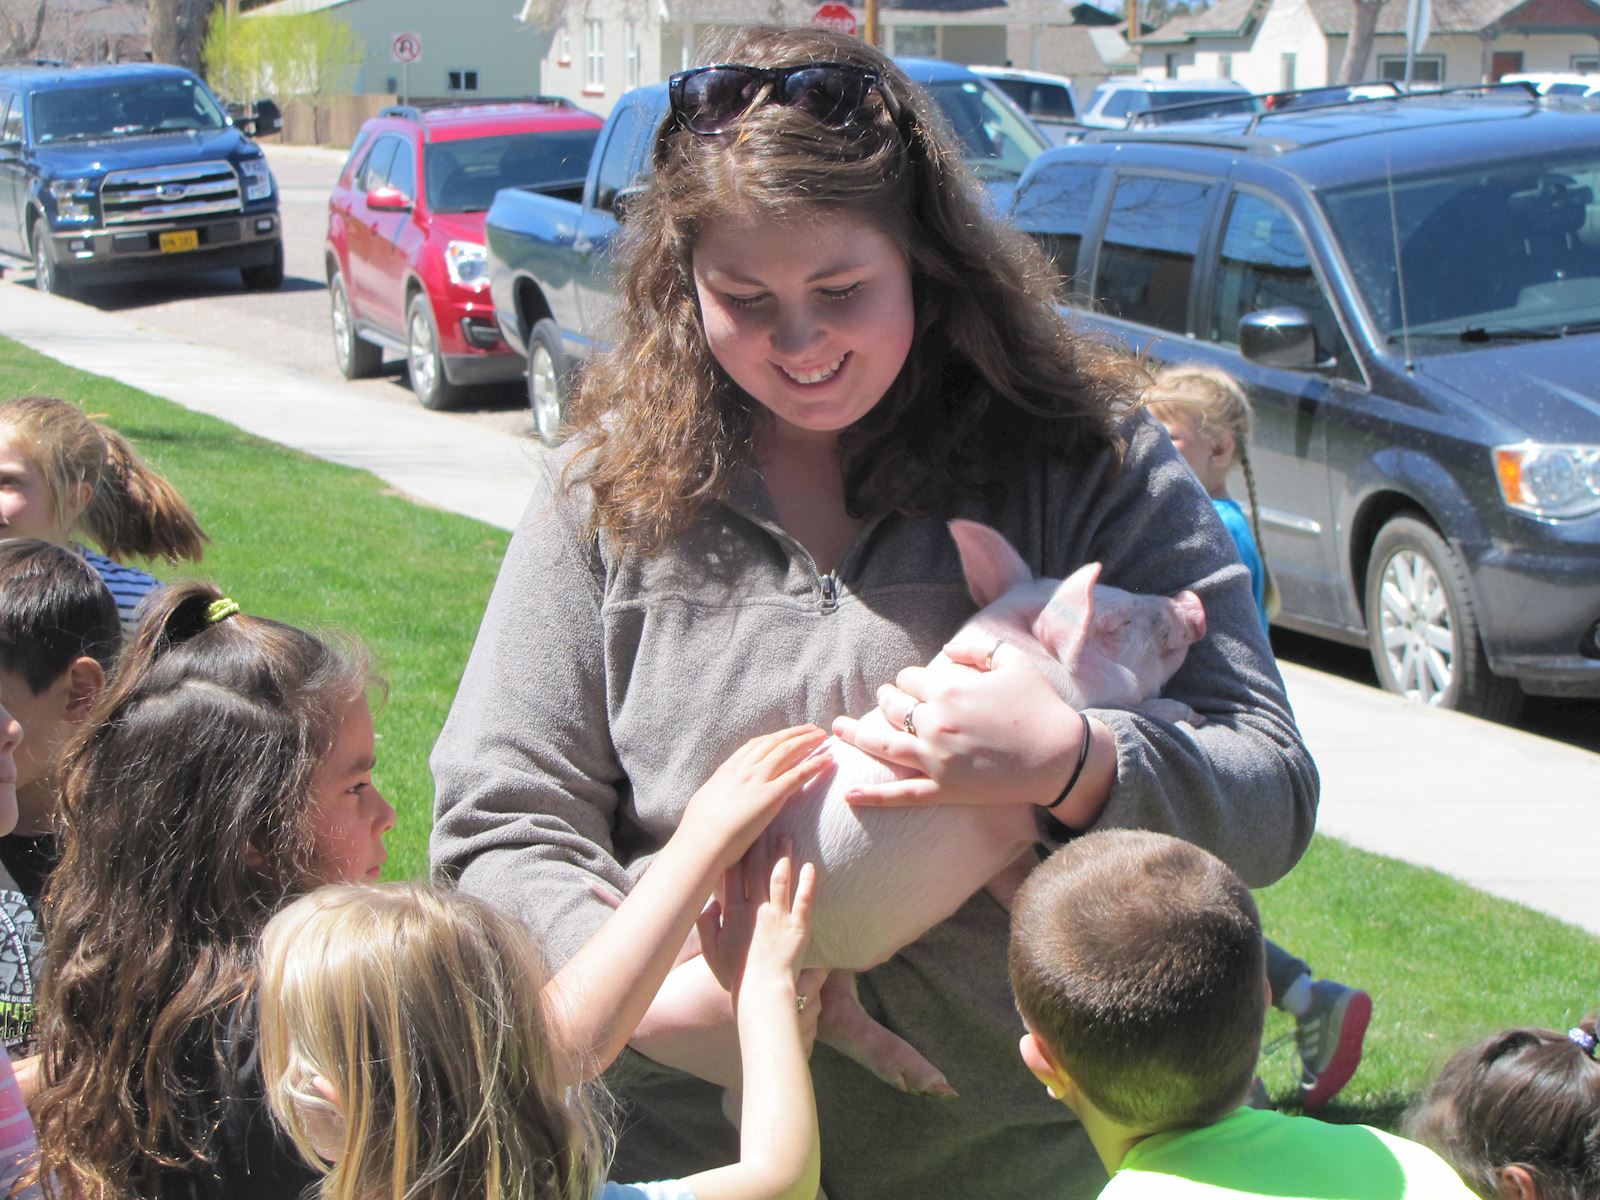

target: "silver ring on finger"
[986,637,1004,671]
[903,702,920,738]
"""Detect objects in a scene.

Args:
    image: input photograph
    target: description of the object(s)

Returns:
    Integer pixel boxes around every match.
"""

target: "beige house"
[245,0,545,97]
[1136,0,1600,90]
[522,0,1135,115]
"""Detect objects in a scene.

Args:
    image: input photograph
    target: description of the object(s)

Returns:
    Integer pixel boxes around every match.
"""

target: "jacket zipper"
[729,505,883,615]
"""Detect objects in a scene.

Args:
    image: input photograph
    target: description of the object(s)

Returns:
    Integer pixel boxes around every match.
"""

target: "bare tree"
[150,0,218,71]
[1337,0,1388,82]
[0,0,47,61]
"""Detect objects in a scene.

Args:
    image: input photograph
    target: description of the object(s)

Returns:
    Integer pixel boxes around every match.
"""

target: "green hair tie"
[205,598,241,625]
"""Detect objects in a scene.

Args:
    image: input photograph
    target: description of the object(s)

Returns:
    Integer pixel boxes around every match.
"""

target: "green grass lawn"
[3,333,1597,1131]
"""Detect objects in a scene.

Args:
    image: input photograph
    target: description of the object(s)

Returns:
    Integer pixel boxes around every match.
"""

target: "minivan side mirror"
[1239,307,1333,371]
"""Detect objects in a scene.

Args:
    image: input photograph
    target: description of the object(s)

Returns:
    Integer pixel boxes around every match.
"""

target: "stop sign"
[812,2,858,36]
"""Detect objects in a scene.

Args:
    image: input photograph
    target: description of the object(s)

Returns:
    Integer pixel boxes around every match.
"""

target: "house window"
[558,27,572,66]
[625,20,641,89]
[585,19,605,92]
[446,70,479,92]
[1165,52,1179,78]
[894,25,938,57]
[1377,54,1443,82]
[1572,54,1599,71]
[1280,52,1296,88]
[1219,53,1233,79]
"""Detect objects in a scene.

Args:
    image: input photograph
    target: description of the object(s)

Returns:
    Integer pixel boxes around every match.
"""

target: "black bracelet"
[1044,711,1094,812]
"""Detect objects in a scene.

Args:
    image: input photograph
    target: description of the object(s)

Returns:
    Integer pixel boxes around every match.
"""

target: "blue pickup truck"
[0,62,283,297]
[484,61,1049,444]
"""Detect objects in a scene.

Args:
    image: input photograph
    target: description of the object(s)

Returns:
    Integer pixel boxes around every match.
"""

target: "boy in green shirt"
[1008,830,1475,1199]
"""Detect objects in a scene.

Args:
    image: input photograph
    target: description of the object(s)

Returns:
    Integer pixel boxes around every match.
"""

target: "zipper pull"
[818,574,839,614]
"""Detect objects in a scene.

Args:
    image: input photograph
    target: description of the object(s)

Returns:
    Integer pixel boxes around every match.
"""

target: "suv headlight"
[239,157,273,202]
[1493,444,1600,519]
[47,177,94,222]
[445,240,489,291]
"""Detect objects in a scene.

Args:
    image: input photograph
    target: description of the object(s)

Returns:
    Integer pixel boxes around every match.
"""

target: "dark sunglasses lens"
[784,68,867,126]
[681,68,762,131]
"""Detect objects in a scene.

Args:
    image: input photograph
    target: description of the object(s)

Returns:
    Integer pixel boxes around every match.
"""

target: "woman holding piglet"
[430,25,1316,1200]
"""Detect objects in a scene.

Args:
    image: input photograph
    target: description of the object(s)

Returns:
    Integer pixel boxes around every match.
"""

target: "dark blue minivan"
[1011,90,1600,717]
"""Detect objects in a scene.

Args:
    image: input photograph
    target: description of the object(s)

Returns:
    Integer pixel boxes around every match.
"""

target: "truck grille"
[99,160,243,226]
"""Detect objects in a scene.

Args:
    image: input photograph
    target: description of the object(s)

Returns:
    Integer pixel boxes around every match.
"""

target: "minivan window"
[1013,161,1100,291]
[1323,152,1600,343]
[1093,173,1211,333]
[1211,191,1346,367]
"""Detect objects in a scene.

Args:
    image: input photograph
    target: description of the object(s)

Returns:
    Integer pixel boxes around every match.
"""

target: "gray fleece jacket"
[430,414,1318,1199]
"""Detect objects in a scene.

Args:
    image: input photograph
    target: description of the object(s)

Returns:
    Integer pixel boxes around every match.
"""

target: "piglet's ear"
[949,520,1033,608]
[1034,562,1101,662]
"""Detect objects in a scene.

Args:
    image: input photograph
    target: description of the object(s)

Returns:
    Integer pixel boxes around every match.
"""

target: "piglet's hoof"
[818,972,958,1098]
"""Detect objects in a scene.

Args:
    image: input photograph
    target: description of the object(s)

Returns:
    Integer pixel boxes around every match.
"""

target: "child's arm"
[678,849,822,1200]
[542,725,830,1082]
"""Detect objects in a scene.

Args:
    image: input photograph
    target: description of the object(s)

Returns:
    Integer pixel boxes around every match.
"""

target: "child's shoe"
[1296,980,1371,1111]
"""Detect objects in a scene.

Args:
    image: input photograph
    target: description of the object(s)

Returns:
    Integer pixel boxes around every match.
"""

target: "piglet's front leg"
[817,970,958,1098]
[981,848,1039,913]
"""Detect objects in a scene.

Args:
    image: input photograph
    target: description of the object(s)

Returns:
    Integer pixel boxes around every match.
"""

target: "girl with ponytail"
[0,395,207,632]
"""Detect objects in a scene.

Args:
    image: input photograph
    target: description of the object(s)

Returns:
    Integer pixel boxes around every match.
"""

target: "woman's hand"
[830,643,1115,827]
[677,726,832,875]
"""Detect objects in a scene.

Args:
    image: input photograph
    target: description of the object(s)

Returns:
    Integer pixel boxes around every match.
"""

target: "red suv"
[326,100,603,409]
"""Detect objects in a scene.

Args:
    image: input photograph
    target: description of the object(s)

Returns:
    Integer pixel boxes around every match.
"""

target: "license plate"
[159,230,199,254]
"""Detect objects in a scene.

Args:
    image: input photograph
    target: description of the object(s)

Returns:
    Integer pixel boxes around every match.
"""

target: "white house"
[1136,0,1600,90]
[245,0,547,97]
[521,0,1135,115]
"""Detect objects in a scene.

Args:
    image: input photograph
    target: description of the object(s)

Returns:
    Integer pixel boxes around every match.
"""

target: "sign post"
[811,3,858,37]
[1402,0,1430,87]
[391,32,422,104]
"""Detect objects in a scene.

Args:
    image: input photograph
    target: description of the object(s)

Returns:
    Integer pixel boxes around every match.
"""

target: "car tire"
[406,292,463,411]
[527,318,569,446]
[1364,515,1522,721]
[32,217,73,298]
[241,241,285,291]
[330,269,381,379]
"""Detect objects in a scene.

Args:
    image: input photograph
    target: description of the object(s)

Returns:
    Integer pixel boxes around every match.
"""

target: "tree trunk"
[0,0,47,61]
[149,0,218,72]
[1337,0,1387,83]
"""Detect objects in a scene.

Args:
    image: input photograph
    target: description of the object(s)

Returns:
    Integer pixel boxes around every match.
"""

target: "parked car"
[1010,88,1600,717]
[325,99,603,410]
[1501,71,1599,97]
[1079,77,1249,128]
[0,62,282,296]
[971,66,1082,145]
[485,60,1050,442]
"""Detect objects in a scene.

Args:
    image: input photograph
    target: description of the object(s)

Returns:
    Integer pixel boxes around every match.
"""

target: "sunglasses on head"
[668,62,901,136]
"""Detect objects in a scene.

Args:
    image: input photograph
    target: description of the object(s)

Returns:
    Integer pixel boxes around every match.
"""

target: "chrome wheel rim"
[331,280,354,367]
[1376,549,1455,705]
[34,236,52,294]
[408,307,437,397]
[529,344,561,441]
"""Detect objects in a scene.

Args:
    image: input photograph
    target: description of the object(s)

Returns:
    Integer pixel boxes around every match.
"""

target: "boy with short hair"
[0,539,119,1053]
[1008,829,1475,1199]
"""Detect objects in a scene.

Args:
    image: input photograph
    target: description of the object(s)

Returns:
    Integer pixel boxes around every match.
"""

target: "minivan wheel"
[407,293,463,411]
[1364,515,1522,721]
[330,269,381,379]
[527,318,568,446]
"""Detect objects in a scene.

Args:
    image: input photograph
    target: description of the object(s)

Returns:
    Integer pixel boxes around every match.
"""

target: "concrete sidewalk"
[2,283,1596,934]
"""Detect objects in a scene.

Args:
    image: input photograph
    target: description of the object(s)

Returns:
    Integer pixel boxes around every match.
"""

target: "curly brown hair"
[29,581,373,1199]
[572,25,1144,552]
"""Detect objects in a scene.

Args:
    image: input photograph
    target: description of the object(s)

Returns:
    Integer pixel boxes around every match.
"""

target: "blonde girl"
[259,849,820,1200]
[1143,365,1280,626]
[0,395,207,632]
[29,580,390,1200]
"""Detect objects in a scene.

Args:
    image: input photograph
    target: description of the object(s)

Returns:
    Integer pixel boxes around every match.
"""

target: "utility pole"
[866,0,879,47]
